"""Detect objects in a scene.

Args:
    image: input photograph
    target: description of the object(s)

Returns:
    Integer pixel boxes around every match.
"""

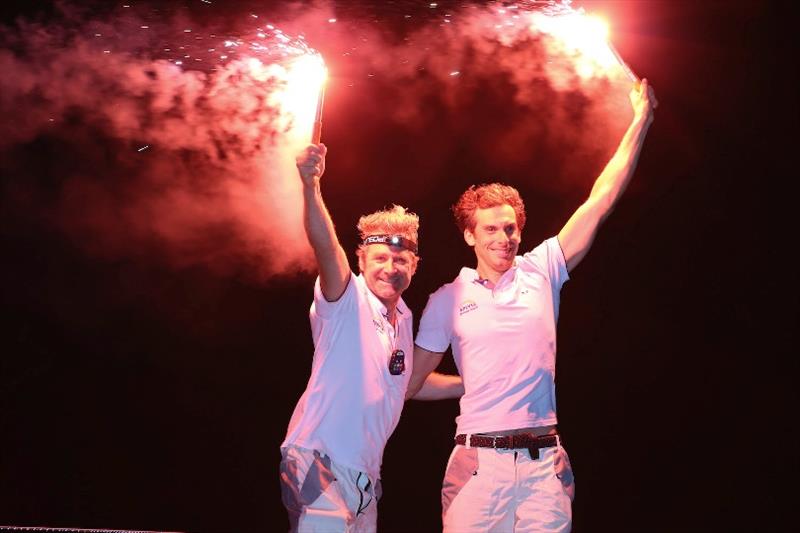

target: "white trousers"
[280,446,380,533]
[442,439,575,533]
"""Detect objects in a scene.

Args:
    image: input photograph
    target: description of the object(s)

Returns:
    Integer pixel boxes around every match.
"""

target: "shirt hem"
[454,418,559,437]
[413,342,447,355]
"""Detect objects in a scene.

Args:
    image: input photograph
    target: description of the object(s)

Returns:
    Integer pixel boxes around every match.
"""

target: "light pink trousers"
[280,445,380,533]
[442,438,575,533]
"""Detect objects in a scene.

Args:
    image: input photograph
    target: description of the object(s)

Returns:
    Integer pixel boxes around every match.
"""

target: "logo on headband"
[362,234,418,254]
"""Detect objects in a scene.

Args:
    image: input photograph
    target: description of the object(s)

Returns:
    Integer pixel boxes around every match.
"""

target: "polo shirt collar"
[458,259,519,288]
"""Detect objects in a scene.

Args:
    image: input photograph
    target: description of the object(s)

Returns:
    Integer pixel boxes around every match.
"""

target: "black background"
[1,1,797,532]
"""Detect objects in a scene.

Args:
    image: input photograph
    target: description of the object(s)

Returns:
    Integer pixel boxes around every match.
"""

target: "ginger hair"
[452,183,526,233]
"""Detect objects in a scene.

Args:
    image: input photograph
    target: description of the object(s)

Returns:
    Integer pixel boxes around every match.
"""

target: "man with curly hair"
[406,80,658,532]
[280,143,462,532]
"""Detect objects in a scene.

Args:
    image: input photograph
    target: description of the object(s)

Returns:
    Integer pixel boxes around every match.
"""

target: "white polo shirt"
[281,272,413,480]
[416,237,569,436]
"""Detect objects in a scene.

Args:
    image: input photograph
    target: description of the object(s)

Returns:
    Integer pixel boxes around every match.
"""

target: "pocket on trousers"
[442,447,479,517]
[279,455,303,514]
[553,446,576,501]
[280,449,337,512]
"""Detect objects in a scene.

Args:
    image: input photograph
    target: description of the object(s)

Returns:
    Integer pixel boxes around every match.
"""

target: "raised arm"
[558,79,658,272]
[296,144,350,301]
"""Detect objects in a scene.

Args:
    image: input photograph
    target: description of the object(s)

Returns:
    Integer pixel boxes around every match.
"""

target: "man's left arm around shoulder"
[558,78,658,272]
[405,345,464,401]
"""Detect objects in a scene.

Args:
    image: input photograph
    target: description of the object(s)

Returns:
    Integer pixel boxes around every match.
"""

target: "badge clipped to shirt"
[388,349,405,375]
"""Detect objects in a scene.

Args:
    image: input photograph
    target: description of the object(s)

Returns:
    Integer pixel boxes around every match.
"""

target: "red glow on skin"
[358,245,418,308]
[465,205,521,283]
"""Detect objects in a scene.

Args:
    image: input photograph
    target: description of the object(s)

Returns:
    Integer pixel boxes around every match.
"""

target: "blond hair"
[357,204,419,252]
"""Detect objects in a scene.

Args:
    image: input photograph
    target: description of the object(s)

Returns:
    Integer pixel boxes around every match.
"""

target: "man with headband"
[280,143,462,532]
[406,80,658,531]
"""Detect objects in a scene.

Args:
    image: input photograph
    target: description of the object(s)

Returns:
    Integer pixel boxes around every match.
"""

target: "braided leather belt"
[455,433,558,459]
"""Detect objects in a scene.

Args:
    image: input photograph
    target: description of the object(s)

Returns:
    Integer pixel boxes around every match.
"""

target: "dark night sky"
[1,1,797,532]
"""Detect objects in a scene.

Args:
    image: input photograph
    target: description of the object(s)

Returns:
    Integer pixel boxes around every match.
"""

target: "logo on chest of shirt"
[458,299,478,316]
[372,317,384,333]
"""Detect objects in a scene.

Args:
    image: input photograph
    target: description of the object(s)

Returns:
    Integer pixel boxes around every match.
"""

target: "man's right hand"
[296,143,327,186]
[296,142,349,302]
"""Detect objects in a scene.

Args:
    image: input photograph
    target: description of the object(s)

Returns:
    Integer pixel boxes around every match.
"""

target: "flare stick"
[311,83,325,144]
[607,41,640,84]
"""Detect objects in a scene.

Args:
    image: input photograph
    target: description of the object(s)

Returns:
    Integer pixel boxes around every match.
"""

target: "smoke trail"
[280,0,636,189]
[1,2,324,282]
[1,0,637,282]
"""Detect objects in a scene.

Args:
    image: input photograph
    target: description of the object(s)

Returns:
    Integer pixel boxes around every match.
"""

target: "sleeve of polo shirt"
[414,288,453,353]
[521,237,570,291]
[311,271,357,320]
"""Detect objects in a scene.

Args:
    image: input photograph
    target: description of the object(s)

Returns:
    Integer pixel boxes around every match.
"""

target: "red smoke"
[0,1,636,283]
